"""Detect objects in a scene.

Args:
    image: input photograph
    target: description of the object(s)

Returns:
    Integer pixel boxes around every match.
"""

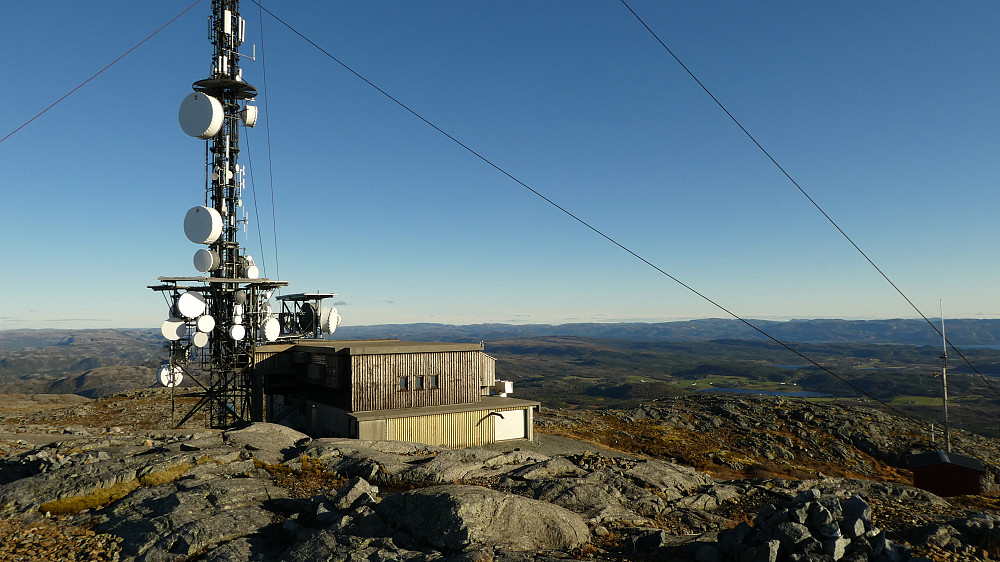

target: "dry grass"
[254,456,348,499]
[539,410,911,483]
[40,462,193,515]
[40,480,141,516]
[139,462,192,487]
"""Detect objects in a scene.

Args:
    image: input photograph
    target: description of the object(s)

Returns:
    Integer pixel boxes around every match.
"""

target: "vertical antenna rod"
[940,300,951,453]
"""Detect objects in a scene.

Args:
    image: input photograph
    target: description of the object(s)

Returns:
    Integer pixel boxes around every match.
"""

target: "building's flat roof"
[259,339,485,355]
[350,395,540,421]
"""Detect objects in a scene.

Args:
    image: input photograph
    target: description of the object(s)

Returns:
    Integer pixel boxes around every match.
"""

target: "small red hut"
[906,451,986,497]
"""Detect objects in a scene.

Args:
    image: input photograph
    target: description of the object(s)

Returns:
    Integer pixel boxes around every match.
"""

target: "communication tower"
[150,0,340,428]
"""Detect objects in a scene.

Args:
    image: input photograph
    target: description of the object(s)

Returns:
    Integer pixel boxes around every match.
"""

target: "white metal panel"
[494,409,526,441]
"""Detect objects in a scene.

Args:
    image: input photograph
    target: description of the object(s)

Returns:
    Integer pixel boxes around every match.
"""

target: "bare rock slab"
[223,423,310,463]
[376,484,590,552]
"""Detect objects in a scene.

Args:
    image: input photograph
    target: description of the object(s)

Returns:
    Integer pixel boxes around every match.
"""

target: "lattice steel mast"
[150,0,339,429]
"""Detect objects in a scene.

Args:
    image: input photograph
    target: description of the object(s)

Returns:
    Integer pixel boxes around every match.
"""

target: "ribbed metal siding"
[385,410,495,448]
[253,344,295,371]
[307,354,350,388]
[253,349,282,366]
[351,351,491,412]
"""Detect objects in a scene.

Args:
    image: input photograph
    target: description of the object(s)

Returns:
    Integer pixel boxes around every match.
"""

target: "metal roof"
[906,450,986,472]
[277,292,337,301]
[257,339,485,355]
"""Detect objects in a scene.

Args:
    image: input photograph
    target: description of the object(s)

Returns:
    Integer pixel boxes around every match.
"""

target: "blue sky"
[1,1,999,330]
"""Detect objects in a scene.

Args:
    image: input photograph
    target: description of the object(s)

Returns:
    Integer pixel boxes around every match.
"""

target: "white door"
[494,409,526,441]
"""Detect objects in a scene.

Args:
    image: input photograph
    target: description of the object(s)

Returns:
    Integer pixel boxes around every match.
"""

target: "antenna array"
[150,0,340,428]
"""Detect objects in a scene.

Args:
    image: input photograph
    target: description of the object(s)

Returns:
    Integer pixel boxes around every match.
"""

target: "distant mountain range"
[332,318,1000,347]
[2,319,999,397]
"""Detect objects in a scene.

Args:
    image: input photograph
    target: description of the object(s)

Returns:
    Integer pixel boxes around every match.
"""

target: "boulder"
[327,476,378,511]
[376,484,589,552]
[223,423,309,463]
[623,459,715,500]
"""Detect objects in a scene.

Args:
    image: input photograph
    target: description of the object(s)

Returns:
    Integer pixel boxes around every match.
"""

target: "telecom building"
[256,339,539,447]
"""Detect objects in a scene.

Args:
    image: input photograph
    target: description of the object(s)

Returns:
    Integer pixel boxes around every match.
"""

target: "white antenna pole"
[940,300,951,453]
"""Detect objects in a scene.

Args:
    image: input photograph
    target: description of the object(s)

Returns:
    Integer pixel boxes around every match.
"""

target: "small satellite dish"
[245,265,260,279]
[320,306,339,334]
[233,314,243,325]
[160,318,185,341]
[241,105,258,127]
[157,363,184,387]
[233,304,244,316]
[193,248,221,272]
[263,290,273,301]
[178,92,224,139]
[192,332,210,348]
[184,206,223,245]
[196,314,216,333]
[176,291,207,318]
[229,324,246,341]
[261,317,280,341]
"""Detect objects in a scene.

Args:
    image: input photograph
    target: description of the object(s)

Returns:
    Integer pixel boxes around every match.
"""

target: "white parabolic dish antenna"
[320,306,340,334]
[157,363,184,388]
[262,317,280,341]
[179,92,224,139]
[192,332,210,348]
[184,206,223,245]
[196,314,216,333]
[241,105,258,127]
[176,291,207,318]
[229,324,246,341]
[193,248,221,272]
[160,318,185,341]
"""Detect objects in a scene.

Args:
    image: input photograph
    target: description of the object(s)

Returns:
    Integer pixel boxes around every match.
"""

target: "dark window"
[398,377,408,391]
[429,375,439,388]
[415,376,424,390]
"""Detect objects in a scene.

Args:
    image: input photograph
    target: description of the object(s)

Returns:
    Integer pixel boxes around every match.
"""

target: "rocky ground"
[0,390,998,561]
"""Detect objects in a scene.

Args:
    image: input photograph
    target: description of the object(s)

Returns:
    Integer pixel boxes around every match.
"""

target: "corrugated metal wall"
[379,405,531,447]
[253,344,293,369]
[384,409,495,448]
[350,351,495,412]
